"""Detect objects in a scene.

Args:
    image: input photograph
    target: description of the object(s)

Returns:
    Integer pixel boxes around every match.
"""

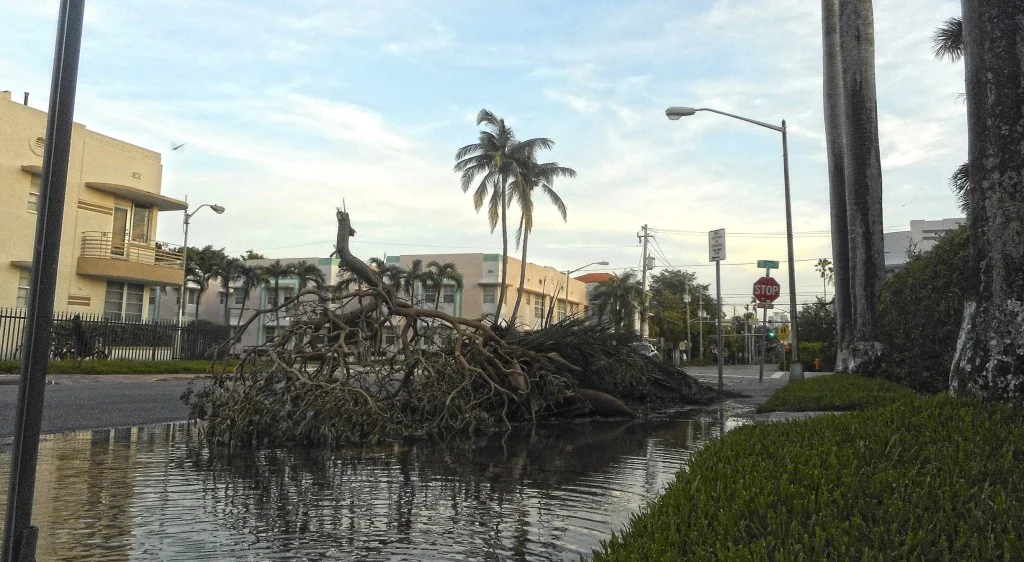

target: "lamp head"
[597,261,609,266]
[210,204,226,214]
[665,106,697,120]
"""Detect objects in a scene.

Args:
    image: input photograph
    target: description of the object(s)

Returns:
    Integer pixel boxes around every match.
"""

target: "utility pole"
[684,286,691,362]
[637,224,653,340]
[698,291,704,362]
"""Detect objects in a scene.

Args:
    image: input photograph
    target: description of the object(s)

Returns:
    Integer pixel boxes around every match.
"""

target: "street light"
[665,105,802,380]
[176,203,225,338]
[563,260,609,319]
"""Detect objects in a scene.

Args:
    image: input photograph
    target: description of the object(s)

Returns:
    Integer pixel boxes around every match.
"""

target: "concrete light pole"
[176,203,224,357]
[666,105,802,381]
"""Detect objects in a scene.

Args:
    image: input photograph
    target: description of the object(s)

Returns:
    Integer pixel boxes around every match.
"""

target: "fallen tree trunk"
[184,209,716,447]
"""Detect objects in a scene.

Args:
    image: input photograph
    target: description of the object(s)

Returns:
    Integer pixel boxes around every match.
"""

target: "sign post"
[753,262,781,382]
[708,229,725,394]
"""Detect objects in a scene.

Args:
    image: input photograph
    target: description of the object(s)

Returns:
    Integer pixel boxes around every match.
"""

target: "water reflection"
[1,410,737,561]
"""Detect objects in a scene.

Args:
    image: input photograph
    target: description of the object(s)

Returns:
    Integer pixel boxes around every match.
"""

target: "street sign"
[753,276,781,303]
[708,229,726,262]
[778,323,791,341]
[755,302,774,309]
[757,260,780,269]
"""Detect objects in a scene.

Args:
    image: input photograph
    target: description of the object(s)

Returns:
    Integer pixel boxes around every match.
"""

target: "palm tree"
[261,260,295,324]
[402,259,430,305]
[454,109,554,324]
[187,245,224,322]
[815,258,834,300]
[235,263,264,326]
[216,256,245,325]
[367,257,406,293]
[293,260,326,291]
[506,145,575,326]
[426,261,463,309]
[590,272,644,333]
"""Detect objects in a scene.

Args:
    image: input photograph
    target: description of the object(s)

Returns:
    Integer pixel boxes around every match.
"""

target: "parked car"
[629,342,660,359]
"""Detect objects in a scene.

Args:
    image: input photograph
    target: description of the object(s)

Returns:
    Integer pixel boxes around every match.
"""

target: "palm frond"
[950,161,970,214]
[932,17,963,62]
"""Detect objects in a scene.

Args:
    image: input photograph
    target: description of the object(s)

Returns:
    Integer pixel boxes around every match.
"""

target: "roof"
[574,272,613,284]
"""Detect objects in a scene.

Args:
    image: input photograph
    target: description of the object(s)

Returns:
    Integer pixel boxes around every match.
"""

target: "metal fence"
[0,308,232,362]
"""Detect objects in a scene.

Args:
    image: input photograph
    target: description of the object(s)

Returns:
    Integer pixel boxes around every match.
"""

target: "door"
[111,207,128,256]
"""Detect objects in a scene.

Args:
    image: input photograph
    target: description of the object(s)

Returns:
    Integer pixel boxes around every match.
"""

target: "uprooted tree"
[184,210,716,447]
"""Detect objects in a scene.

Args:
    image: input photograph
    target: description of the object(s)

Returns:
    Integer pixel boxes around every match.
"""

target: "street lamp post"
[176,203,224,357]
[666,106,802,380]
[562,260,609,319]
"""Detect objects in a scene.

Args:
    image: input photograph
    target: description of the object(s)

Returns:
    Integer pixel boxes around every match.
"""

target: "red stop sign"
[753,276,781,303]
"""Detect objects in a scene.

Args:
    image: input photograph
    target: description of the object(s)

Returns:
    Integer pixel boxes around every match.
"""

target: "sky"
[1,0,966,311]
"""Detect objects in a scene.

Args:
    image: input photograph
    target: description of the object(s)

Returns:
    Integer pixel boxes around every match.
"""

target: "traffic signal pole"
[759,266,770,383]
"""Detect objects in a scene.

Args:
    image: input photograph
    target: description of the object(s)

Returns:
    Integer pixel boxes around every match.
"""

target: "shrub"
[877,226,971,392]
[594,394,1024,561]
[757,373,916,413]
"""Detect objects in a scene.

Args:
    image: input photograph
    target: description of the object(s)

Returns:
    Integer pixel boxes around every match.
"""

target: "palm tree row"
[366,258,464,309]
[184,249,327,325]
[454,109,575,328]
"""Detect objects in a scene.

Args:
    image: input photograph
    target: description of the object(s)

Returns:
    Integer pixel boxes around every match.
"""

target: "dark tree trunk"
[509,216,529,326]
[950,0,1024,400]
[822,0,856,370]
[494,185,509,324]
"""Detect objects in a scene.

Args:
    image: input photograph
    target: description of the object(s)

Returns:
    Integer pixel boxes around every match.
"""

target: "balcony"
[77,231,184,286]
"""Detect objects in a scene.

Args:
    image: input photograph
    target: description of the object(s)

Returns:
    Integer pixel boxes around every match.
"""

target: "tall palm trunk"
[508,216,530,326]
[950,0,1024,399]
[839,0,885,370]
[823,0,854,369]
[494,183,509,323]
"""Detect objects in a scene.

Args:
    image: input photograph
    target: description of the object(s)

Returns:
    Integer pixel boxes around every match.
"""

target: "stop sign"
[753,276,781,303]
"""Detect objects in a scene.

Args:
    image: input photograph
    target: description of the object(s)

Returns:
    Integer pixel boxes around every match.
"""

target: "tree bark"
[821,0,856,370]
[494,183,509,324]
[508,221,529,326]
[837,0,886,371]
[949,0,1024,400]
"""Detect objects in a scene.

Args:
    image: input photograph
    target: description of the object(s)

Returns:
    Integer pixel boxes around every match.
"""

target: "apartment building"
[884,217,965,272]
[160,257,343,349]
[384,253,589,330]
[0,90,184,321]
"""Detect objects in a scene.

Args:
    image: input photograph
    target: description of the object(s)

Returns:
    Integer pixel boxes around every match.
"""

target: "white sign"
[708,228,726,262]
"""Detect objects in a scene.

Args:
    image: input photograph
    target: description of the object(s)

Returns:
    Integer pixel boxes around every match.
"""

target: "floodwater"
[1,411,743,561]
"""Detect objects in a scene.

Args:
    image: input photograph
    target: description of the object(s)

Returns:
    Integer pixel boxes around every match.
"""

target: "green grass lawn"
[593,376,1024,561]
[757,373,918,413]
[0,359,234,375]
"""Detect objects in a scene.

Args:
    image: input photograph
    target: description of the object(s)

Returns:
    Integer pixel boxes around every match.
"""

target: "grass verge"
[593,394,1024,561]
[757,373,917,413]
[0,359,233,375]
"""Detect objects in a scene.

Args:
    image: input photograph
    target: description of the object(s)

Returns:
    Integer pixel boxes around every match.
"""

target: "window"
[219,292,226,305]
[28,176,39,213]
[234,290,246,306]
[263,326,278,343]
[16,269,30,308]
[442,285,455,304]
[104,282,125,320]
[534,296,543,319]
[131,205,151,243]
[424,286,437,305]
[558,301,567,321]
[104,281,145,321]
[124,284,144,322]
[383,328,397,347]
[483,286,496,304]
[525,293,531,306]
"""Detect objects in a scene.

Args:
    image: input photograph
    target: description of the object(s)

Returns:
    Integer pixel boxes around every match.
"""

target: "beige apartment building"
[384,253,589,329]
[0,90,184,322]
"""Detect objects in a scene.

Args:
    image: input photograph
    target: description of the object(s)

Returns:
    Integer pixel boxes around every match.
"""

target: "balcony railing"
[80,231,184,270]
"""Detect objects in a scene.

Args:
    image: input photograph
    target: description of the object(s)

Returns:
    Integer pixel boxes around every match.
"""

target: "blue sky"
[1,0,965,308]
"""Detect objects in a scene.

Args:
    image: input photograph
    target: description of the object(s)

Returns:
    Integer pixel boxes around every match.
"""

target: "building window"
[424,286,437,305]
[104,281,145,322]
[383,328,397,347]
[219,292,226,305]
[442,285,456,304]
[525,293,531,306]
[234,290,246,306]
[16,269,31,308]
[558,301,567,322]
[483,286,496,304]
[28,175,40,213]
[263,325,278,343]
[131,205,151,243]
[534,296,543,319]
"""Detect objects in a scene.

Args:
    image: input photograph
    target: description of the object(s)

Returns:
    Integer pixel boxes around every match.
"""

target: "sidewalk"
[687,366,836,424]
[0,373,202,385]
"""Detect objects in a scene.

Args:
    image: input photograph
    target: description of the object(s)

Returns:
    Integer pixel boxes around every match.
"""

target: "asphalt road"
[0,378,193,439]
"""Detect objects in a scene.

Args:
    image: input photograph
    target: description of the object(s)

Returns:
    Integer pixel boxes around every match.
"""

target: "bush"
[758,373,916,413]
[593,394,1024,561]
[877,226,971,392]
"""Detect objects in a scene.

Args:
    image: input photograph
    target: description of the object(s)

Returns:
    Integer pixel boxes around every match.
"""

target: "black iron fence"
[0,308,232,362]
